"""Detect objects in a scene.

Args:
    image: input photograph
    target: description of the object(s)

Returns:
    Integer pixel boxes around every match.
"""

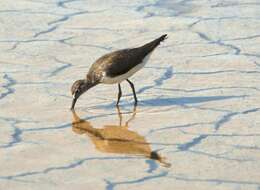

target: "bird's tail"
[140,34,168,54]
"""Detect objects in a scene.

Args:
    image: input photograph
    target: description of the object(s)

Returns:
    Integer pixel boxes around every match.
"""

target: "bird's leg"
[116,83,122,106]
[126,79,138,105]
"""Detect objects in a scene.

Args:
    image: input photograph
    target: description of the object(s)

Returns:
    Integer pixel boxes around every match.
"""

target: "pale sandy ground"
[0,0,260,189]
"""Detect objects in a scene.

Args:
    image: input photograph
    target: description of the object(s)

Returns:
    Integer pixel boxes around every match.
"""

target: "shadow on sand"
[91,95,245,109]
[141,95,245,106]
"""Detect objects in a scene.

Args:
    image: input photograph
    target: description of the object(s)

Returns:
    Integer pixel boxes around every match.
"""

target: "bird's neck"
[82,79,98,92]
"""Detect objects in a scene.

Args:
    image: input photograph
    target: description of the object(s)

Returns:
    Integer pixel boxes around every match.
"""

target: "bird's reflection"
[71,106,170,167]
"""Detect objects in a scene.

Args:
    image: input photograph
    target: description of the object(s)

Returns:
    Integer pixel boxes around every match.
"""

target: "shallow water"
[1,0,260,189]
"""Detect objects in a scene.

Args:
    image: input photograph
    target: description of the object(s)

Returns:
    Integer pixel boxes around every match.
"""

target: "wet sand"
[1,0,260,189]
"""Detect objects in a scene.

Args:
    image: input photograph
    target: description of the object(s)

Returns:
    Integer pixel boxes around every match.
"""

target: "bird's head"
[70,79,94,110]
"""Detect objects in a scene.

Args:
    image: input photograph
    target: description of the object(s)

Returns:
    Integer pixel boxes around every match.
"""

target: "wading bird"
[71,34,167,110]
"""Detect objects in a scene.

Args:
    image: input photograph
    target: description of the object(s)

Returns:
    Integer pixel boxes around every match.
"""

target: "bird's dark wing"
[100,48,145,77]
[88,34,167,78]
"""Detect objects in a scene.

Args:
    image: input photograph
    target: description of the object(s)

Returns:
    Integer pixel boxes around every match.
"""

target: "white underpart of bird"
[101,53,152,84]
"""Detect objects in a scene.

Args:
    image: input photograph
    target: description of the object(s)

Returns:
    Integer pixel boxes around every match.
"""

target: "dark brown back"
[88,34,167,79]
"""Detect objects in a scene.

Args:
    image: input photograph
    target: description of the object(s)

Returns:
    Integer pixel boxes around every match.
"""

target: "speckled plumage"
[86,34,167,84]
[71,34,167,109]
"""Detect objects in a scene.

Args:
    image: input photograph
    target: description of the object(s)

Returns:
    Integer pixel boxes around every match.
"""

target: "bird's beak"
[71,96,78,110]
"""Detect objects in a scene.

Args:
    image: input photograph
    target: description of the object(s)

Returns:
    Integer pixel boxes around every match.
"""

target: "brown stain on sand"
[71,107,170,167]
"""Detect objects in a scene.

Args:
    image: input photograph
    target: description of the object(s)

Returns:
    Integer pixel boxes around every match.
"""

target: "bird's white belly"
[101,53,151,84]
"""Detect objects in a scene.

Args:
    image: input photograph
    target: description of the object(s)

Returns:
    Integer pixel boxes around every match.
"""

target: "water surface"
[1,0,260,189]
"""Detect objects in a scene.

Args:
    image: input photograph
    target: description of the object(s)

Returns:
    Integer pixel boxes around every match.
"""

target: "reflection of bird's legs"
[116,105,137,127]
[125,106,137,127]
[116,105,123,126]
[71,110,81,122]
